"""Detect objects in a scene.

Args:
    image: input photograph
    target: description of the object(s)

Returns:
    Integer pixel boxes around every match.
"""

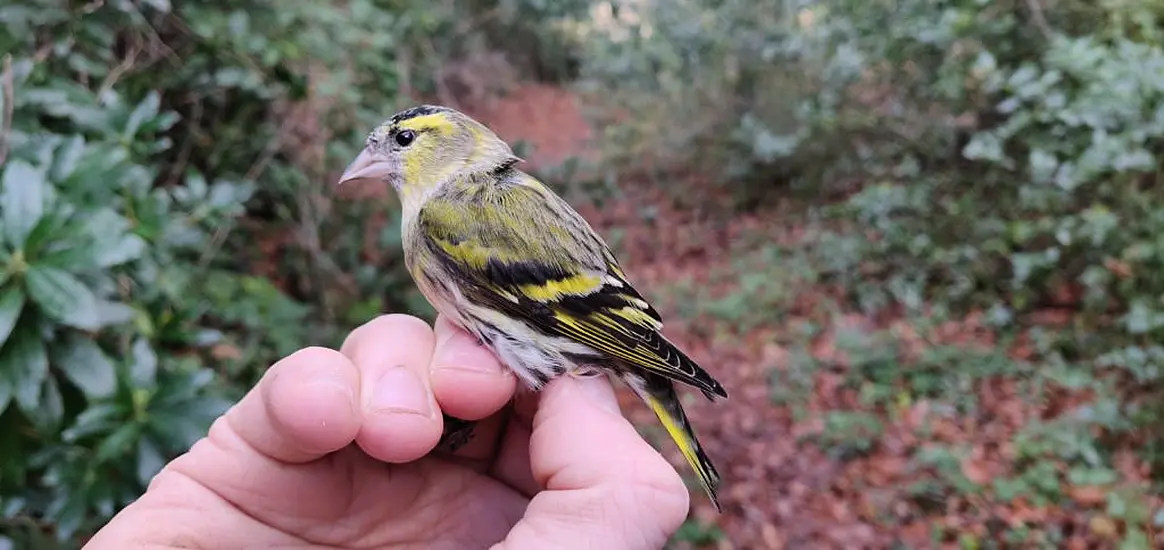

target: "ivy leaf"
[0,159,48,247]
[0,325,49,413]
[0,286,26,348]
[24,266,99,330]
[51,335,117,399]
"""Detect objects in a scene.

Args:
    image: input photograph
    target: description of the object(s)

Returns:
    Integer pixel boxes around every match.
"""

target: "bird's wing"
[418,177,726,399]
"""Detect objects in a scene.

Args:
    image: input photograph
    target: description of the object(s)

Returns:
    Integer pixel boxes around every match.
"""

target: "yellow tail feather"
[632,375,723,511]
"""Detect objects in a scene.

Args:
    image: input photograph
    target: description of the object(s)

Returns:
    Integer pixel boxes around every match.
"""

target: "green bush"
[0,1,587,546]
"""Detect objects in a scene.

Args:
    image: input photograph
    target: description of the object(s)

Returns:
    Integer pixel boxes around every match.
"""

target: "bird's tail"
[624,371,722,511]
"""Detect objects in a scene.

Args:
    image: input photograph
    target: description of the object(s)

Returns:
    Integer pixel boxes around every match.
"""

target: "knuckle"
[287,345,345,364]
[372,313,432,332]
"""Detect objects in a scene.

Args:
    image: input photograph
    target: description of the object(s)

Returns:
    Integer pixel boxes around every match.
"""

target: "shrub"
[0,1,587,546]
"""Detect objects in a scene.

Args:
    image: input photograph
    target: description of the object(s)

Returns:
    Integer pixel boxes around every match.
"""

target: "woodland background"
[2,0,1164,548]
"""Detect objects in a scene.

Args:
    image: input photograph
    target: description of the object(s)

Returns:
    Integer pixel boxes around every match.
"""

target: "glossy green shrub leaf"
[135,438,166,485]
[24,266,99,330]
[32,375,64,432]
[0,367,11,413]
[0,160,48,248]
[0,325,49,414]
[61,403,121,443]
[95,424,140,463]
[123,91,160,139]
[129,338,157,389]
[49,135,86,183]
[0,286,26,348]
[50,335,117,399]
[81,209,146,268]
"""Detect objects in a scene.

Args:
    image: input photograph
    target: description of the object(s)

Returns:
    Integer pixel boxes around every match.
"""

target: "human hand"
[84,314,690,550]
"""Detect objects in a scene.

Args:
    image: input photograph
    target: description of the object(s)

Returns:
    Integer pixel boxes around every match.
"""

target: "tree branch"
[0,55,15,167]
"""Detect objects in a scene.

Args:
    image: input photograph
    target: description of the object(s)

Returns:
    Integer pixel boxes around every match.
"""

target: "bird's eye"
[395,130,416,147]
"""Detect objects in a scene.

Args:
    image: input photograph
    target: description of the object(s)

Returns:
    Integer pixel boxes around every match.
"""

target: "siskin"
[338,105,727,510]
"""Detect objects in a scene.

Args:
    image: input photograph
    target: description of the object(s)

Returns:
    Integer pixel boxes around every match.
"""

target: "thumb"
[496,374,690,550]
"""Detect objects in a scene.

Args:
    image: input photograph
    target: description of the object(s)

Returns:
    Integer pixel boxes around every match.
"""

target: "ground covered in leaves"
[377,85,1163,549]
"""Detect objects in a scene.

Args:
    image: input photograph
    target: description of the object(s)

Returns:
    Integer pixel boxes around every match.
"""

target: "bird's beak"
[337,148,393,185]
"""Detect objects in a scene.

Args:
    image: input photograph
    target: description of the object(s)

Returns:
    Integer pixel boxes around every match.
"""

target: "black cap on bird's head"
[388,104,454,125]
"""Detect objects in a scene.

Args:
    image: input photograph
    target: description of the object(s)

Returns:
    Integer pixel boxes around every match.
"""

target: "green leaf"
[124,91,160,137]
[136,437,166,485]
[0,159,48,247]
[30,375,64,432]
[21,207,74,261]
[97,234,146,268]
[62,403,121,442]
[50,491,89,542]
[50,135,86,183]
[0,286,26,348]
[24,266,99,330]
[0,367,11,413]
[0,325,49,413]
[94,299,135,328]
[130,338,158,388]
[51,334,117,398]
[96,423,140,462]
[83,210,146,267]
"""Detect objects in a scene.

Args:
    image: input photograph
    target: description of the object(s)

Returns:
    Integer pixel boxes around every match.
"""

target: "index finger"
[225,346,362,463]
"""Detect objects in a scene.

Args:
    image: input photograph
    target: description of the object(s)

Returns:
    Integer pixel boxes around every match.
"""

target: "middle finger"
[341,314,442,463]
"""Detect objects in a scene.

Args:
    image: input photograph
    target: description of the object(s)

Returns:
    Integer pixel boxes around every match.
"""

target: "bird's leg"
[436,413,476,453]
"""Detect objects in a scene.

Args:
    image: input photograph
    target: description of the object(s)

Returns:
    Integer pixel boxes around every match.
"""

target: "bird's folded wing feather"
[418,178,725,398]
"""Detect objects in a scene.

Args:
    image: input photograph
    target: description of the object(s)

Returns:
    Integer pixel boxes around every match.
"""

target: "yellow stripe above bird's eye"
[399,113,457,134]
[518,273,602,301]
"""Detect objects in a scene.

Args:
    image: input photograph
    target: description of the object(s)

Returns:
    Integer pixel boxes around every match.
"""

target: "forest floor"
[427,83,1163,549]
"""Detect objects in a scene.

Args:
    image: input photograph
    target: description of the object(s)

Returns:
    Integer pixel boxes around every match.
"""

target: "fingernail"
[370,366,432,416]
[573,374,621,414]
[435,337,499,374]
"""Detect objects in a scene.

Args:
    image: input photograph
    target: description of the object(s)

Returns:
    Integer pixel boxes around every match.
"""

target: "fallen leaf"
[761,523,785,549]
[961,456,992,485]
[211,343,243,361]
[1089,515,1118,539]
[1068,485,1108,507]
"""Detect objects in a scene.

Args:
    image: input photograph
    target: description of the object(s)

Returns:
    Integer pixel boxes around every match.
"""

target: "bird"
[337,104,727,510]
